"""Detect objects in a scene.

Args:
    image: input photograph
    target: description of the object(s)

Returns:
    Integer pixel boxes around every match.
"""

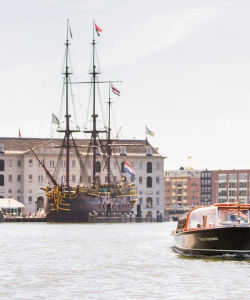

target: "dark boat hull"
[173,227,250,256]
[46,190,133,222]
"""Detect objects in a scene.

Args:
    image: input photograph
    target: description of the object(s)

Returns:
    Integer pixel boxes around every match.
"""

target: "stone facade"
[0,138,165,218]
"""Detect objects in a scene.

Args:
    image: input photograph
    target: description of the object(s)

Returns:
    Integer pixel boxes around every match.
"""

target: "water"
[0,222,249,300]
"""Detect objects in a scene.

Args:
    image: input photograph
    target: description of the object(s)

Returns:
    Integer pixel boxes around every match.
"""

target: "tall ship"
[32,21,137,222]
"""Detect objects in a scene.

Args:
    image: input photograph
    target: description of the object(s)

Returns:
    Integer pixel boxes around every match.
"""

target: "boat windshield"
[187,206,218,230]
[218,208,250,225]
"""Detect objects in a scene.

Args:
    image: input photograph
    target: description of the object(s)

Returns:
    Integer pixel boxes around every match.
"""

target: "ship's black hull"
[46,190,133,223]
[173,227,250,257]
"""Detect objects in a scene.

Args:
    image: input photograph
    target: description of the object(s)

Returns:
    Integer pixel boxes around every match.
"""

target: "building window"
[28,159,33,167]
[8,175,12,183]
[8,189,12,193]
[120,146,126,156]
[28,174,32,181]
[139,177,143,184]
[146,146,152,156]
[72,175,76,183]
[17,196,20,201]
[17,160,21,167]
[218,174,226,181]
[239,182,247,188]
[17,175,21,182]
[28,196,32,203]
[0,160,4,171]
[96,147,101,156]
[139,162,143,170]
[0,175,4,186]
[61,175,66,183]
[29,190,32,194]
[8,160,13,167]
[147,176,152,188]
[146,197,153,208]
[121,162,125,173]
[17,190,21,194]
[49,160,55,168]
[139,197,143,205]
[0,145,4,153]
[228,173,237,181]
[156,197,160,205]
[147,162,152,173]
[61,160,66,168]
[156,161,160,170]
[96,161,101,173]
[156,176,160,184]
[72,160,76,168]
[38,175,43,183]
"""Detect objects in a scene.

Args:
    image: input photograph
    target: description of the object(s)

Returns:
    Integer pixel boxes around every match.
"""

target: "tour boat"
[173,203,250,257]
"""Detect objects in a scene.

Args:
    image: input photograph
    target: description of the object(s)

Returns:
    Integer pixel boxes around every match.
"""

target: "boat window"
[187,207,218,229]
[218,208,249,225]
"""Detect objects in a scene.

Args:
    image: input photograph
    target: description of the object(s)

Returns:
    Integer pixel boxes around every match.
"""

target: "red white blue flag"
[124,160,136,178]
[111,84,120,96]
[95,24,102,36]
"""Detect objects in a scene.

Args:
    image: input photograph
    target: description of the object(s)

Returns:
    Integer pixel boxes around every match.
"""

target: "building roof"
[0,198,25,209]
[0,137,161,156]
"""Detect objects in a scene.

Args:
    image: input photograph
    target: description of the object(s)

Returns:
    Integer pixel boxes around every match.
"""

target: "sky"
[1,0,250,170]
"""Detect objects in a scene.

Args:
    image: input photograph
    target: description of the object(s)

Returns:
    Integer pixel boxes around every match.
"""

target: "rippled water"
[0,222,249,300]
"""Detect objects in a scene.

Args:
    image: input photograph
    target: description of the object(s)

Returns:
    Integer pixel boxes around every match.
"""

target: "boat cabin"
[176,203,250,232]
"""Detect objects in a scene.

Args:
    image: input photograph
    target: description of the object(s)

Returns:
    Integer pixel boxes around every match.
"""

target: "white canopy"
[0,198,24,209]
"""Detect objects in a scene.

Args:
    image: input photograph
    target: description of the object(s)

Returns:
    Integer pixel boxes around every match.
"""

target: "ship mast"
[90,20,99,186]
[58,20,73,188]
[107,82,112,184]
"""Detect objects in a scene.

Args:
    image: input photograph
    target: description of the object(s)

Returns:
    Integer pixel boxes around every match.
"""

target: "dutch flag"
[124,160,136,179]
[95,23,102,36]
[111,84,120,96]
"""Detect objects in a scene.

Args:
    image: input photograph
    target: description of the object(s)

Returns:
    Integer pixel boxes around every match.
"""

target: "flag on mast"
[18,129,21,138]
[52,113,60,126]
[145,126,155,137]
[124,160,136,178]
[95,23,102,36]
[111,84,120,96]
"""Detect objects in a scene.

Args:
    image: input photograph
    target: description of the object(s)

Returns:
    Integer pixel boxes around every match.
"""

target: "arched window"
[38,175,43,183]
[36,197,44,210]
[0,160,4,171]
[96,161,101,173]
[121,162,125,173]
[0,175,4,186]
[146,197,153,208]
[147,162,152,173]
[147,176,152,188]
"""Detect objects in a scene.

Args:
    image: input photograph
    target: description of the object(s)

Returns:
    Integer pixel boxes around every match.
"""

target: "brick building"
[164,168,201,208]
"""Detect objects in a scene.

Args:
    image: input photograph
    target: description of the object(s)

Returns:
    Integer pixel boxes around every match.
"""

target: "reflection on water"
[0,222,249,300]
